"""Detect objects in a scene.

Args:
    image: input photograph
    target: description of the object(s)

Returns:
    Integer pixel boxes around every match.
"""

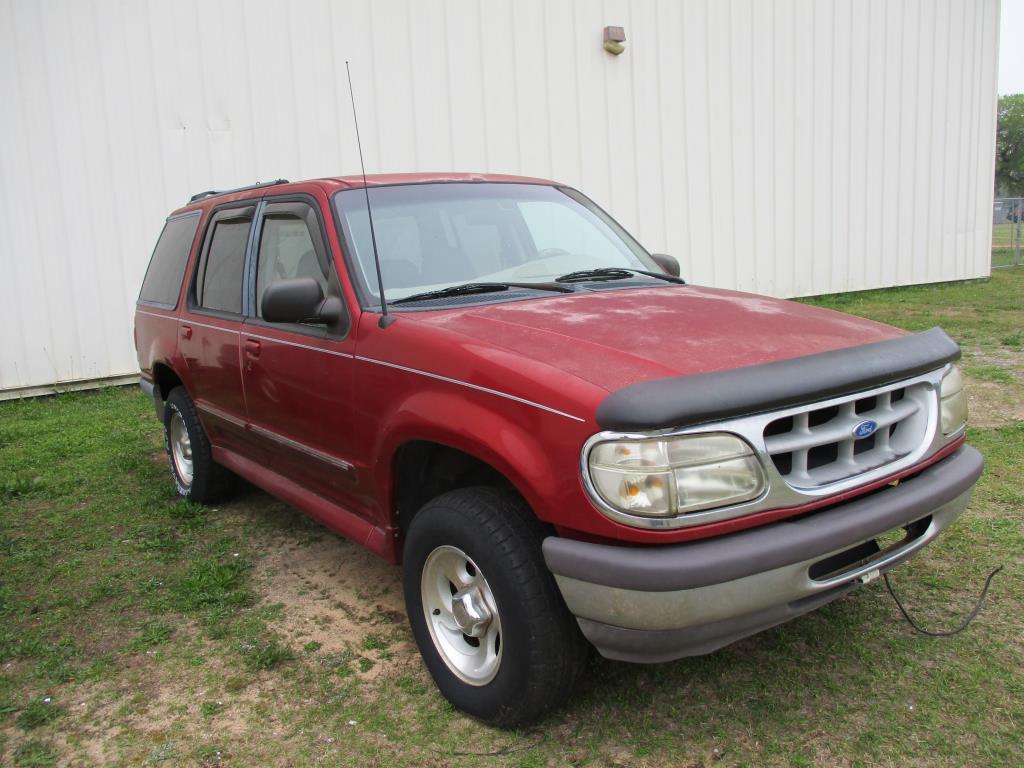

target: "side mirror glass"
[650,253,681,277]
[262,278,327,324]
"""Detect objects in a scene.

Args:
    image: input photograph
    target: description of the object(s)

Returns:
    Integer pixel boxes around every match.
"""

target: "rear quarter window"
[138,212,201,308]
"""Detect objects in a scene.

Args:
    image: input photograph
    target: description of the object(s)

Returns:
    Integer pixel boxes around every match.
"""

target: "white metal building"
[0,0,1000,397]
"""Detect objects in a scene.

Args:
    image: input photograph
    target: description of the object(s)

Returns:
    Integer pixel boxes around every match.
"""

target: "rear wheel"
[163,386,234,504]
[403,486,587,726]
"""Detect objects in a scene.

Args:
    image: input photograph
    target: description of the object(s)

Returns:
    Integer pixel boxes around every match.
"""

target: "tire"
[163,386,235,504]
[403,486,588,726]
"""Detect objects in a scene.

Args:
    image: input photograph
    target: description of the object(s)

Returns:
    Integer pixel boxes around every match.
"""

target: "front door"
[179,204,254,453]
[240,197,360,511]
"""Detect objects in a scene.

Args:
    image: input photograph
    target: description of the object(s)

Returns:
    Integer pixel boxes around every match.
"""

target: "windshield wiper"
[391,281,573,305]
[555,267,686,285]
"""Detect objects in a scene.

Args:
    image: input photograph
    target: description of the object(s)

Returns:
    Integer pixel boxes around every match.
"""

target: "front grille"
[763,381,932,488]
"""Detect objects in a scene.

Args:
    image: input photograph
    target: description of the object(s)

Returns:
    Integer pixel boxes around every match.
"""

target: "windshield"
[332,183,657,306]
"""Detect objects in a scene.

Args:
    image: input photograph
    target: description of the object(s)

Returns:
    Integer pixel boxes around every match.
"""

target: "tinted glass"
[138,213,200,307]
[333,183,654,305]
[199,220,249,313]
[255,215,328,317]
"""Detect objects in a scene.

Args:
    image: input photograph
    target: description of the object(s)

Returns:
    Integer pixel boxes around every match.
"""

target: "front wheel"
[403,487,587,726]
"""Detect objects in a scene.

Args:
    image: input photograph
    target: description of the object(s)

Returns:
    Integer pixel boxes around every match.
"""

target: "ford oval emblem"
[853,420,878,439]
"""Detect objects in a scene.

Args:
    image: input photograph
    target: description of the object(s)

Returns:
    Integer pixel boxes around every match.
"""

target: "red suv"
[135,174,980,725]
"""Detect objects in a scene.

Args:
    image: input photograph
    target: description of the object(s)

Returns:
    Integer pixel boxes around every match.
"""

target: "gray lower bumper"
[544,445,983,663]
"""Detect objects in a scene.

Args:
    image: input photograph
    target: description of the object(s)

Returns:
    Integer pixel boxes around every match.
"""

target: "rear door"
[179,204,254,453]
[239,196,360,508]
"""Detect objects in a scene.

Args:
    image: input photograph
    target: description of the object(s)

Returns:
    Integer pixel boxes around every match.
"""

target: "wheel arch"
[152,362,185,401]
[149,362,186,422]
[392,440,520,538]
[380,395,569,553]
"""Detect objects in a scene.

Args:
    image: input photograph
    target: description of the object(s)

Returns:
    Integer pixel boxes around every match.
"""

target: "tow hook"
[858,568,881,585]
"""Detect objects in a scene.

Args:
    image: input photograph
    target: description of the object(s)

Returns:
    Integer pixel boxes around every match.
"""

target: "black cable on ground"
[883,565,1003,637]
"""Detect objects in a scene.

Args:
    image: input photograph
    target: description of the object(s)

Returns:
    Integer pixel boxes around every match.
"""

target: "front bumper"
[543,445,983,663]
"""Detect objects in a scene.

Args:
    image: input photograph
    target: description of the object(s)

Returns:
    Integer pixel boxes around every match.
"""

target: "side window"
[255,213,329,317]
[138,213,200,307]
[197,218,250,314]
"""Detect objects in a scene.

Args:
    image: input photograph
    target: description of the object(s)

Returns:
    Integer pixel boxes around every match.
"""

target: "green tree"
[996,94,1024,197]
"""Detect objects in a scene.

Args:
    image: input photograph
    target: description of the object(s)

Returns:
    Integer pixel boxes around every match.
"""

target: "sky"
[1000,0,1024,94]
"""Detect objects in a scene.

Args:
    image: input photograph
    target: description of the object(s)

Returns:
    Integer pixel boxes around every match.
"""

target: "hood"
[407,285,904,393]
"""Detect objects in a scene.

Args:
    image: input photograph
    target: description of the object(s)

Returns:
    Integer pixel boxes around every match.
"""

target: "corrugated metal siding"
[0,0,1000,393]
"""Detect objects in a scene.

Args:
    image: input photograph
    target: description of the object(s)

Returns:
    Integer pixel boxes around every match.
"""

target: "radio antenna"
[345,61,393,328]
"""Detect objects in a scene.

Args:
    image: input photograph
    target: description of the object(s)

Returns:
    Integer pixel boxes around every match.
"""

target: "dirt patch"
[966,344,1024,370]
[252,527,416,680]
[7,638,309,767]
[964,377,1024,428]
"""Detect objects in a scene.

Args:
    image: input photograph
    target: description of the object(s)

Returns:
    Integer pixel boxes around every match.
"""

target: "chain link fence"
[993,198,1024,268]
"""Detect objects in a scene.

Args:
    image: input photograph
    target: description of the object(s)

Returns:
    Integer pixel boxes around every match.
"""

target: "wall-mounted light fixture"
[603,26,625,55]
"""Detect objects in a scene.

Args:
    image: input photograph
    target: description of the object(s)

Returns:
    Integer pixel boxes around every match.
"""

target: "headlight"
[940,365,968,435]
[587,433,766,519]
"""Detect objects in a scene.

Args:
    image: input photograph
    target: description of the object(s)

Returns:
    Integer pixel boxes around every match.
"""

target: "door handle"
[243,339,261,372]
[180,325,192,340]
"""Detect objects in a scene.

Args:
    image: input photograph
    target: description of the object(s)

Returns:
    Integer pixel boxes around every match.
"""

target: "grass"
[13,700,63,731]
[965,364,1015,384]
[11,740,57,768]
[992,222,1023,268]
[1,268,1022,766]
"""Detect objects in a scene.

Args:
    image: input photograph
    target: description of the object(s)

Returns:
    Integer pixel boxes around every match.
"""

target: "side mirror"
[262,278,342,325]
[650,253,681,277]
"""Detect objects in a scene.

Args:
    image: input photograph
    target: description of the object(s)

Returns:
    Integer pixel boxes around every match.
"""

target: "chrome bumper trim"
[553,486,971,633]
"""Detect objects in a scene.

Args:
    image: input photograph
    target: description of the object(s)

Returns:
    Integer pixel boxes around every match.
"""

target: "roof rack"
[189,179,289,204]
